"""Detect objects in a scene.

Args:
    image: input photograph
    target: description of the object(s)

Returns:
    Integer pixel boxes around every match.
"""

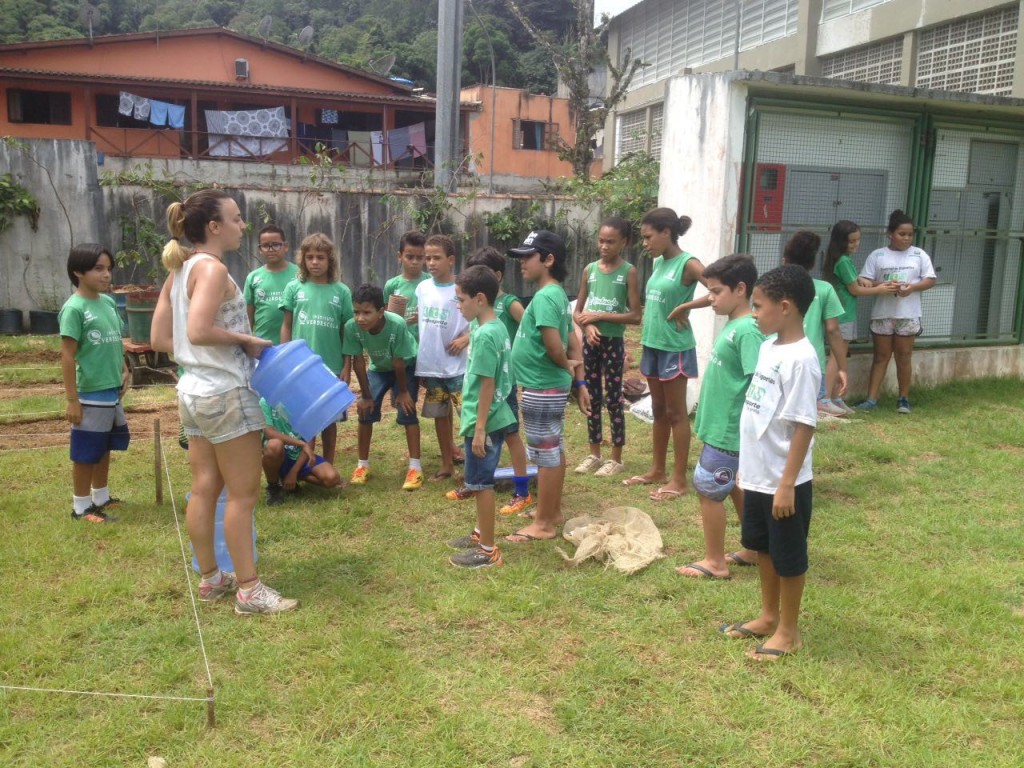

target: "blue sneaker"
[855,399,878,411]
[897,397,911,414]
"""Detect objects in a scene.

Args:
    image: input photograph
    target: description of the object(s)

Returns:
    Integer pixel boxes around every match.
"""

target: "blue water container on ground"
[188,490,258,574]
[251,340,355,441]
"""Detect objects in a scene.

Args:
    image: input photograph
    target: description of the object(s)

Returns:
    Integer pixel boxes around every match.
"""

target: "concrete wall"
[659,73,750,407]
[0,139,600,321]
[847,345,1024,394]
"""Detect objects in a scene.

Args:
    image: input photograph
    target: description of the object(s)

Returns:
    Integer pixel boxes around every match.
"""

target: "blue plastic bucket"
[251,340,355,441]
[188,490,258,574]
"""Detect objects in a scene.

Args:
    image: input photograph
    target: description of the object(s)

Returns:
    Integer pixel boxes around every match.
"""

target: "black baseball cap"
[507,230,566,262]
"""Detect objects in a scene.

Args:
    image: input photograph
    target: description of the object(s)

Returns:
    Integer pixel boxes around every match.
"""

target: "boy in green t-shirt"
[670,255,765,580]
[443,246,533,517]
[383,230,428,341]
[782,231,848,417]
[446,266,518,568]
[342,284,423,491]
[260,398,343,506]
[59,243,130,523]
[244,224,298,345]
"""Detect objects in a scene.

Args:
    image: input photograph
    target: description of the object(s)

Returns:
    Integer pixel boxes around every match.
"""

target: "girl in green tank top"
[574,217,642,476]
[625,208,706,502]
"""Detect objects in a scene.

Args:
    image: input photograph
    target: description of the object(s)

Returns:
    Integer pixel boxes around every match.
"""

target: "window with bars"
[915,6,1019,96]
[820,37,903,84]
[821,0,891,23]
[513,119,557,150]
[649,103,664,160]
[615,109,649,162]
[618,0,798,89]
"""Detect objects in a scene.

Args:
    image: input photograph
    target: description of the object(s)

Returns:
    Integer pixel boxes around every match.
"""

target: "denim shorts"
[421,375,464,418]
[741,481,813,578]
[178,387,265,444]
[463,424,516,491]
[505,386,520,431]
[692,443,739,502]
[640,346,698,381]
[279,453,328,480]
[362,367,419,426]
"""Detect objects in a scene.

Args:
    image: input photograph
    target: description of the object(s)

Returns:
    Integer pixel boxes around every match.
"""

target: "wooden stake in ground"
[154,418,163,505]
[207,687,216,728]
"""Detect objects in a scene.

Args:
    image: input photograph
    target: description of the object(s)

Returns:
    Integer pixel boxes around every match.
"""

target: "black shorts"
[741,481,813,578]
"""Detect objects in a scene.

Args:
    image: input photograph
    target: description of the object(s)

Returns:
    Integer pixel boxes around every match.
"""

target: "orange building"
[462,85,586,185]
[0,27,439,167]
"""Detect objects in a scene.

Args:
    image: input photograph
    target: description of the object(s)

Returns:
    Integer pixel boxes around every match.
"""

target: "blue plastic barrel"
[188,490,258,574]
[251,340,355,441]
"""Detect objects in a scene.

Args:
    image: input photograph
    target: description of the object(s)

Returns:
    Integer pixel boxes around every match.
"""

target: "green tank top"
[641,252,697,352]
[583,260,632,338]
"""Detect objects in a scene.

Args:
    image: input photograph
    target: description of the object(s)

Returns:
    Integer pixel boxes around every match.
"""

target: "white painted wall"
[658,73,749,408]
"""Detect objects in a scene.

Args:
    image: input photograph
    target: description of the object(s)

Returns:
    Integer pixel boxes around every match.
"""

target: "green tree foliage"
[0,0,573,92]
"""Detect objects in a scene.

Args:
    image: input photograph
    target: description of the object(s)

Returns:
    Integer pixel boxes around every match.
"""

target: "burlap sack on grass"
[556,507,665,575]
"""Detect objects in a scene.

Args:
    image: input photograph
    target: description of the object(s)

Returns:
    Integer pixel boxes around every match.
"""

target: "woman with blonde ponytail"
[151,189,298,615]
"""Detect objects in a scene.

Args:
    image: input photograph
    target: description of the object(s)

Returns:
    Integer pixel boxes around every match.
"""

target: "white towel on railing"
[205,107,289,158]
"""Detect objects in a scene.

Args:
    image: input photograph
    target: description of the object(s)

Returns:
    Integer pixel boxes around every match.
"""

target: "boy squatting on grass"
[719,264,820,661]
[446,265,519,568]
[60,243,131,523]
[343,284,424,491]
[670,254,765,580]
[261,397,344,506]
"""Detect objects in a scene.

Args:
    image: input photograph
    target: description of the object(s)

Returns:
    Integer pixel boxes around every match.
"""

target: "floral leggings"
[583,335,626,447]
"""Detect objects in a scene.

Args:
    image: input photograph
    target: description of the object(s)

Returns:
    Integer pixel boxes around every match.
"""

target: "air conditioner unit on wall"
[235,59,250,80]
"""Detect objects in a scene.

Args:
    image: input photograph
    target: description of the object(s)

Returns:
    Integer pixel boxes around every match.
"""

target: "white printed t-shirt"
[415,278,469,377]
[738,336,820,494]
[859,246,936,320]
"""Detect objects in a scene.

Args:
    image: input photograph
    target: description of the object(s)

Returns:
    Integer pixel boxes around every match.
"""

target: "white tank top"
[172,253,255,396]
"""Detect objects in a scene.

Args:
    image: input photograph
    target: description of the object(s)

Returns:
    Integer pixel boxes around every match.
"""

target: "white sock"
[201,568,223,585]
[479,543,494,552]
[408,458,422,471]
[239,580,261,598]
[358,459,370,469]
[73,495,93,515]
[91,486,110,506]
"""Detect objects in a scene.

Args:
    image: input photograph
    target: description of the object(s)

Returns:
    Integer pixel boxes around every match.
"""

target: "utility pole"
[435,0,464,192]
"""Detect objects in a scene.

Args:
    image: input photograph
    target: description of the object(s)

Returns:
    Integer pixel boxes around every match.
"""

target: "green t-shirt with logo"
[832,255,860,325]
[341,311,417,373]
[58,293,124,393]
[583,260,632,338]
[493,292,521,345]
[384,272,429,341]
[461,319,516,437]
[512,283,571,391]
[244,263,298,345]
[280,279,353,374]
[260,397,302,460]
[694,315,765,453]
[641,253,697,352]
[805,279,845,368]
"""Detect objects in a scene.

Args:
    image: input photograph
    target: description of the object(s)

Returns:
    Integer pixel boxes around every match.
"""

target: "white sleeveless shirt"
[172,253,255,396]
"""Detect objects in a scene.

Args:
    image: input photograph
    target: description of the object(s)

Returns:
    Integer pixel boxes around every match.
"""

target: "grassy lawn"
[0,335,1022,766]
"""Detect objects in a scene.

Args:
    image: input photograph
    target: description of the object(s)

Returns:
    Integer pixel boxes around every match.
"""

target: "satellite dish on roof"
[258,15,273,41]
[79,3,100,43]
[297,25,314,48]
[368,53,397,77]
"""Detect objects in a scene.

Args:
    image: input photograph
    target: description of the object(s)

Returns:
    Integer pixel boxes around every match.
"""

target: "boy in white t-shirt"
[416,234,469,481]
[720,264,820,661]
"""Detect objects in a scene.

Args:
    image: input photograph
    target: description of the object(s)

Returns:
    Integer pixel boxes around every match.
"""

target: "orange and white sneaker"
[445,485,476,501]
[350,465,370,485]
[499,493,533,516]
[402,468,424,491]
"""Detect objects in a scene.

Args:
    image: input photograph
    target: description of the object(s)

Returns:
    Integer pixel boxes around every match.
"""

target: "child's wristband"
[573,380,586,388]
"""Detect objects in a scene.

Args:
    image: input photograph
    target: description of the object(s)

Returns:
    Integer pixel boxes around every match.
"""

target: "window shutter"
[512,119,523,150]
